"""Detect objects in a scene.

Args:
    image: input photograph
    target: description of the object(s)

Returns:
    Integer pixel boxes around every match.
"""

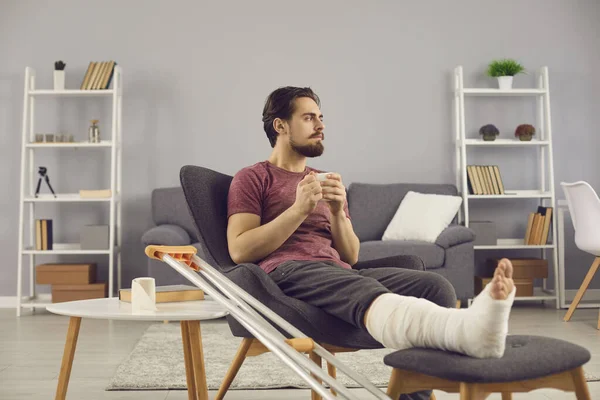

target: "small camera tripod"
[35,167,57,198]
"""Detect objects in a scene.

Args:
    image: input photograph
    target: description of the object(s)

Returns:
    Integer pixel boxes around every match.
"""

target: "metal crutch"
[145,245,391,400]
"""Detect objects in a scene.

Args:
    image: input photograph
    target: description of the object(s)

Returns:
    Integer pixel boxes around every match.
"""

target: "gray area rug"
[107,320,600,391]
[107,320,395,391]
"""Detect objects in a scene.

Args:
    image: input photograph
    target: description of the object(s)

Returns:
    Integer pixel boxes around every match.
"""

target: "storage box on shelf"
[453,65,559,307]
[35,262,107,303]
[16,65,123,316]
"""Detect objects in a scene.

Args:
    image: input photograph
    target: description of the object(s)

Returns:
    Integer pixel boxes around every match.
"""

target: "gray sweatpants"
[269,260,457,400]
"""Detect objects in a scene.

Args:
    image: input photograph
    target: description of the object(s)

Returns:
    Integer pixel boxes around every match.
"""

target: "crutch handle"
[144,245,200,271]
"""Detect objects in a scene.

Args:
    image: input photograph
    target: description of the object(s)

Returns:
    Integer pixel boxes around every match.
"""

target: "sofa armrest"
[353,255,425,271]
[141,224,191,246]
[435,225,475,249]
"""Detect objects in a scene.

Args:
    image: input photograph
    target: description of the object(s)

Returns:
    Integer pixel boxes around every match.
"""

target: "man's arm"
[330,211,360,265]
[227,173,323,264]
[227,207,306,264]
[320,173,360,265]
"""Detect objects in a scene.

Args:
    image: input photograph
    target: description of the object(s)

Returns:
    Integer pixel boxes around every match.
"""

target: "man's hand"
[320,173,346,215]
[293,173,323,216]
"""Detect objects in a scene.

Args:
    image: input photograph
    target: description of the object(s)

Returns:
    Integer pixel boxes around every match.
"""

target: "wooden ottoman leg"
[181,321,197,400]
[386,369,404,400]
[571,366,592,400]
[459,383,489,400]
[55,316,82,400]
[501,393,512,400]
[188,321,209,400]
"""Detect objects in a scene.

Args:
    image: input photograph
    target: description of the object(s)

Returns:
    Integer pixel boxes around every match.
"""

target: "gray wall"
[1,0,599,297]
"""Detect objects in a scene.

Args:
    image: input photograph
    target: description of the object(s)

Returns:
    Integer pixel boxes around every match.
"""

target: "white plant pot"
[497,76,513,90]
[53,70,65,90]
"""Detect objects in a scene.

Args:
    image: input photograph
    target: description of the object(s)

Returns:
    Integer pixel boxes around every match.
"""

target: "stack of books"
[80,61,117,90]
[35,219,53,250]
[467,165,505,195]
[524,206,553,245]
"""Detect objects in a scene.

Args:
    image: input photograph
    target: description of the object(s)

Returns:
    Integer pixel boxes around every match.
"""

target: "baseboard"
[0,294,52,308]
[565,289,600,302]
[0,297,17,308]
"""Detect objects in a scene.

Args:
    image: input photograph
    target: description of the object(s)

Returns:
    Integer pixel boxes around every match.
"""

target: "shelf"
[22,243,118,255]
[515,288,557,302]
[463,138,549,146]
[474,238,554,250]
[467,190,552,199]
[461,88,546,96]
[21,300,52,309]
[28,89,115,96]
[24,193,113,202]
[26,140,112,148]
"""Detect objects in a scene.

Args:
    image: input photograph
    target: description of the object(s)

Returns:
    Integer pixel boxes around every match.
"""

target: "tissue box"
[51,282,107,303]
[469,221,497,246]
[80,225,109,250]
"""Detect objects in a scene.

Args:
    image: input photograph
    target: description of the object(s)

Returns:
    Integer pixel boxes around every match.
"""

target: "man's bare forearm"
[330,210,360,265]
[230,206,307,264]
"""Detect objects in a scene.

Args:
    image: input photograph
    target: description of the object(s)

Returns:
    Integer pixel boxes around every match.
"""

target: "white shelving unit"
[16,66,123,316]
[453,65,560,308]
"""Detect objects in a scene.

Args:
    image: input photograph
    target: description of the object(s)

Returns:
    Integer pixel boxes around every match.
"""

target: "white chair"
[561,181,600,329]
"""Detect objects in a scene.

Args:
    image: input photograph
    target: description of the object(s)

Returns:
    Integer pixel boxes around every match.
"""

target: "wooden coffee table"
[47,297,228,400]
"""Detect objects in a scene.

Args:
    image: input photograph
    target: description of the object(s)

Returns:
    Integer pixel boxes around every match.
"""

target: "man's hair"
[262,86,321,148]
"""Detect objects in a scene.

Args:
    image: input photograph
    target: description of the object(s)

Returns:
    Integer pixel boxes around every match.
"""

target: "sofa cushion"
[348,183,459,242]
[358,240,445,270]
[141,224,191,246]
[151,187,199,241]
[382,191,462,243]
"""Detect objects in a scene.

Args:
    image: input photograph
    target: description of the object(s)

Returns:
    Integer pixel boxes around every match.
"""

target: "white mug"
[131,277,157,313]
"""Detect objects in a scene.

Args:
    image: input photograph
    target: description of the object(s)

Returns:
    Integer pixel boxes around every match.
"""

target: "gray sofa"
[142,182,475,301]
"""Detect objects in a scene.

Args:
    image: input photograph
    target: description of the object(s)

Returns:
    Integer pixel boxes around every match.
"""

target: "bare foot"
[489,258,515,300]
[459,258,517,358]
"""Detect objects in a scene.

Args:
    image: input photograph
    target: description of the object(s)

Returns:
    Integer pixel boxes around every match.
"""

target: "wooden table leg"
[181,321,197,400]
[187,320,209,400]
[55,316,82,400]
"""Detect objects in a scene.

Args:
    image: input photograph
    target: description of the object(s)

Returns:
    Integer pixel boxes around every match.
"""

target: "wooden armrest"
[144,245,200,271]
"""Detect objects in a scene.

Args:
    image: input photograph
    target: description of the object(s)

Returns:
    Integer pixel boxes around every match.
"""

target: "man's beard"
[290,134,324,158]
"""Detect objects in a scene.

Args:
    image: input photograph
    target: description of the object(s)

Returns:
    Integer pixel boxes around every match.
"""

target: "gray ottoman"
[383,335,592,400]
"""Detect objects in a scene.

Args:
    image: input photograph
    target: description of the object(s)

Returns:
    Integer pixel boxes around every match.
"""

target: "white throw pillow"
[382,191,462,243]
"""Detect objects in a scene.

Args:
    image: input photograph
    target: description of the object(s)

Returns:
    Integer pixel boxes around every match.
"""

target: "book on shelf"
[467,165,505,195]
[80,61,117,90]
[524,206,553,245]
[79,189,111,198]
[35,219,53,250]
[118,284,205,303]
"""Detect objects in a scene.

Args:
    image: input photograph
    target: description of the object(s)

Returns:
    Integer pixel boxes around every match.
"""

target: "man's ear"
[273,118,287,135]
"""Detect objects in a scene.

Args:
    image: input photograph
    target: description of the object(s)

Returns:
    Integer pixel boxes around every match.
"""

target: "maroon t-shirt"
[227,160,352,274]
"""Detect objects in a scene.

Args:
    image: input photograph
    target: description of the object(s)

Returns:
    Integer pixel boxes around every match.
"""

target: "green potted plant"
[515,124,535,141]
[487,59,525,90]
[479,124,499,141]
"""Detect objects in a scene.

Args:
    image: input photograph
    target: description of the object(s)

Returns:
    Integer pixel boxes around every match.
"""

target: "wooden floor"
[0,303,599,399]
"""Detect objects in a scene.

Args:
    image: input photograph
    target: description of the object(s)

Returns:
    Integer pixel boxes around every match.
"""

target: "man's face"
[285,97,325,158]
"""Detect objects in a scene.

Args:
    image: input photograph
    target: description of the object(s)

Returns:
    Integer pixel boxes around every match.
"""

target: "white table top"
[46,298,228,321]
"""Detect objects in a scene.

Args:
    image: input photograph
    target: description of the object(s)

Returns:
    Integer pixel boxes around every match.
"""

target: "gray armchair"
[145,165,429,400]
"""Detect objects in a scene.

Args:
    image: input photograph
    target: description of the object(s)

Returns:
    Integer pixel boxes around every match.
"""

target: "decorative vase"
[54,70,65,90]
[518,134,533,141]
[482,134,497,141]
[497,76,513,90]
